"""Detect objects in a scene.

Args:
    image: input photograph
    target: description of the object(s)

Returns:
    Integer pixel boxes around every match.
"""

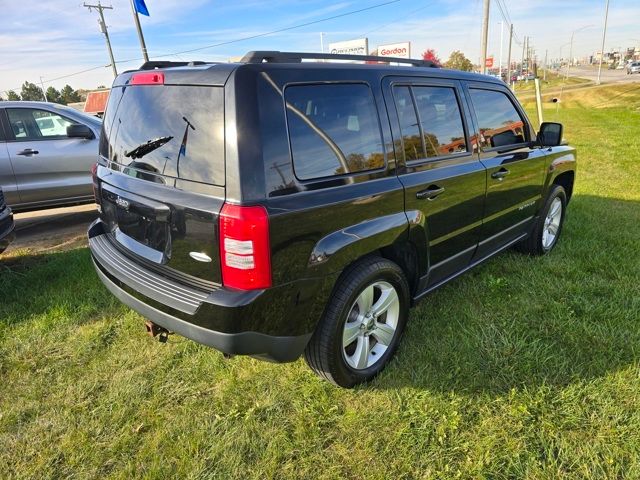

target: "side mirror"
[537,122,563,147]
[67,123,95,140]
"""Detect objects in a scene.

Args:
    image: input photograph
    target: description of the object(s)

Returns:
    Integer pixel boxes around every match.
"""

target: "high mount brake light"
[130,72,165,85]
[219,203,271,290]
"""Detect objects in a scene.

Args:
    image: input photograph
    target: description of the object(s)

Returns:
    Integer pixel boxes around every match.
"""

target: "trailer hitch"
[145,320,171,343]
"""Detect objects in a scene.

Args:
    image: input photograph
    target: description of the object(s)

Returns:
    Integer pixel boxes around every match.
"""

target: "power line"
[357,1,434,37]
[2,0,404,96]
[150,0,404,57]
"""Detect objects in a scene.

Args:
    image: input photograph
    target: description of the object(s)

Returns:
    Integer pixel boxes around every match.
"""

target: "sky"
[0,0,638,96]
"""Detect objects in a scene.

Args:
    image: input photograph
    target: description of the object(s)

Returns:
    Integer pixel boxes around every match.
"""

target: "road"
[5,204,98,254]
[564,65,640,84]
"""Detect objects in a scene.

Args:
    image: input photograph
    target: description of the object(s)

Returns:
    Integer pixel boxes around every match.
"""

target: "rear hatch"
[96,66,232,286]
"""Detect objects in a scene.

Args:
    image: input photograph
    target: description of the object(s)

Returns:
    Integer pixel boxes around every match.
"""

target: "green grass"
[513,70,592,95]
[1,84,640,479]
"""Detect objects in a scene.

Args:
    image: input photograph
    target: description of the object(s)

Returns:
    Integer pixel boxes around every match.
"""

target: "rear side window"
[469,89,527,149]
[393,85,468,162]
[413,87,467,157]
[285,83,385,180]
[394,86,422,161]
[104,85,225,187]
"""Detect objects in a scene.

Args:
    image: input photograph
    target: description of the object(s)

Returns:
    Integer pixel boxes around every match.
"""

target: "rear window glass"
[285,83,385,180]
[103,85,224,186]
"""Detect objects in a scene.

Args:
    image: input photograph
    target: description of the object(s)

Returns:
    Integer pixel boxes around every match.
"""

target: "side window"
[6,108,75,140]
[393,86,424,161]
[413,86,468,157]
[285,83,385,180]
[469,89,527,149]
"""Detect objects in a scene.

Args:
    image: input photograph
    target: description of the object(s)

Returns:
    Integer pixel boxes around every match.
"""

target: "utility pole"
[129,0,149,62]
[596,0,610,85]
[83,2,118,78]
[506,23,513,86]
[480,0,490,74]
[521,35,527,76]
[39,76,48,102]
[499,21,504,78]
[543,49,548,80]
[525,37,530,83]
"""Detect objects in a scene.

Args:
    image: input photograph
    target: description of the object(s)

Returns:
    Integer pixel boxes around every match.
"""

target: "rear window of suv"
[101,85,225,187]
[285,83,385,180]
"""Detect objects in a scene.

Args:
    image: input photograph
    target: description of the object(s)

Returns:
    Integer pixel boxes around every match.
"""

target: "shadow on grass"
[0,247,120,329]
[377,195,640,394]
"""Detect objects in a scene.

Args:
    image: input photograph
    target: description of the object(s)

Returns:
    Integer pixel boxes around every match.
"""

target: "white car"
[627,62,640,75]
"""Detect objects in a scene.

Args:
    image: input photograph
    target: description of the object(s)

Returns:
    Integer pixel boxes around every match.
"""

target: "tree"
[20,81,45,101]
[445,50,474,72]
[46,86,63,104]
[422,49,441,65]
[6,90,20,101]
[60,84,81,104]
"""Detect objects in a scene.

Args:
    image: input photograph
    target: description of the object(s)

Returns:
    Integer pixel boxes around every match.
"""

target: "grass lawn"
[513,70,592,96]
[1,83,639,479]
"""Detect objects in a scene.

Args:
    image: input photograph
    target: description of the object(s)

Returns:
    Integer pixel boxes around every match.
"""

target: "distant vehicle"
[0,186,15,254]
[627,62,640,75]
[90,51,576,387]
[616,63,626,69]
[0,101,101,212]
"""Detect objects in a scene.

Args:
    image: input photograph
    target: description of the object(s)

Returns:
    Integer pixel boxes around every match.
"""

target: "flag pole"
[130,0,149,62]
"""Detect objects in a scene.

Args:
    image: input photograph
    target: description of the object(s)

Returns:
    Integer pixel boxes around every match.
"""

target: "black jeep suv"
[89,51,576,387]
[0,186,15,254]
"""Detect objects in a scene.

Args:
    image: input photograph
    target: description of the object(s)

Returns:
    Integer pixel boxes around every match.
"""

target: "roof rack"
[139,60,207,70]
[240,51,439,68]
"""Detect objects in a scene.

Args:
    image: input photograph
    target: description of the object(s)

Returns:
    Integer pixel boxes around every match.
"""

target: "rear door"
[384,77,486,289]
[0,109,19,206]
[4,106,96,205]
[96,81,227,285]
[463,83,547,258]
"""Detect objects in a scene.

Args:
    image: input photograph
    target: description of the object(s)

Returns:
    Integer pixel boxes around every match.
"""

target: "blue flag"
[134,0,149,16]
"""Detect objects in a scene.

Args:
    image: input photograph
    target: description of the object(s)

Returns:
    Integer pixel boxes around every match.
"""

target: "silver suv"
[0,101,101,212]
[627,62,640,75]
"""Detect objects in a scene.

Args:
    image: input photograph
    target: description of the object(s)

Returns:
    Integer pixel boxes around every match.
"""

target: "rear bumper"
[0,207,15,254]
[88,219,333,362]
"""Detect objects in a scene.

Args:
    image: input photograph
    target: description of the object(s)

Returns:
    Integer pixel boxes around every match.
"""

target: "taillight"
[219,203,271,290]
[130,72,164,85]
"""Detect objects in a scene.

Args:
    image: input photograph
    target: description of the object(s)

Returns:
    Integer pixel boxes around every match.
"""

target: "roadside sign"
[485,57,494,68]
[329,38,368,56]
[378,42,411,59]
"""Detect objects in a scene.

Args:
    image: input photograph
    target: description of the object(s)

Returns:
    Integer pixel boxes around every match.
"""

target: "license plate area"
[101,184,172,264]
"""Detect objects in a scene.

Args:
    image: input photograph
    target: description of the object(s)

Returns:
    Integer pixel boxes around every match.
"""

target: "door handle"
[416,185,445,200]
[491,168,510,180]
[16,149,39,156]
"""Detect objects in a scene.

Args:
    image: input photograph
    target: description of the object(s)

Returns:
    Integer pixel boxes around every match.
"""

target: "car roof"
[0,101,102,126]
[114,61,504,89]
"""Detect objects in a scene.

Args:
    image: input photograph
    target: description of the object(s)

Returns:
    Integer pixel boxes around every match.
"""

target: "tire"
[304,256,410,387]
[516,185,567,255]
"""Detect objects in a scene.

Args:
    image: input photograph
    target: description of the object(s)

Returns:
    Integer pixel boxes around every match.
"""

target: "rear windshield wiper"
[125,136,174,160]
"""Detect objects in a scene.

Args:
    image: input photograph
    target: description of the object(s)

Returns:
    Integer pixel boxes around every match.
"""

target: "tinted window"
[413,86,467,157]
[394,86,423,161]
[469,89,526,149]
[106,85,225,186]
[285,84,384,180]
[6,108,74,139]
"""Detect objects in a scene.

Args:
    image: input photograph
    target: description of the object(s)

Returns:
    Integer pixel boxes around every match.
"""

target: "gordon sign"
[378,42,411,59]
[329,38,368,56]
